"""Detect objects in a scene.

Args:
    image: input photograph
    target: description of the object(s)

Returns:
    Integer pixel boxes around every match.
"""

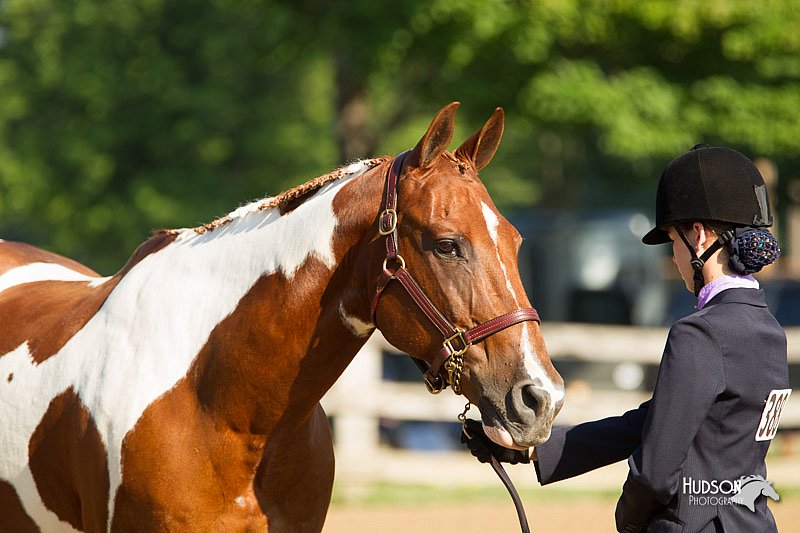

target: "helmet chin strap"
[673,225,734,296]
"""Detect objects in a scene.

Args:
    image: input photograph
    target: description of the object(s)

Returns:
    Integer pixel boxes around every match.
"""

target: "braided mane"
[161,157,389,236]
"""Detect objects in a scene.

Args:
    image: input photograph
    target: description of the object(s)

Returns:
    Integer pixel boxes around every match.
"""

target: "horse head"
[731,475,780,512]
[371,103,564,448]
[760,479,780,502]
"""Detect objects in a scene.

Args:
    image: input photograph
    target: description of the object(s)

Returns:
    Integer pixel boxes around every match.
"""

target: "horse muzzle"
[479,379,564,448]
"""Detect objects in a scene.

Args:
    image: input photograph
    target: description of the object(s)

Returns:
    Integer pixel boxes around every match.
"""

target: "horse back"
[0,241,119,364]
[0,240,99,277]
[0,233,179,363]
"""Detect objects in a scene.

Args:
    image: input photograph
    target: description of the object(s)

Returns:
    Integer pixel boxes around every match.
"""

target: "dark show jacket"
[534,289,789,532]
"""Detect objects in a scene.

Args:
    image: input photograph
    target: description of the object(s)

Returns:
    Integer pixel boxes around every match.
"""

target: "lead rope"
[459,403,531,533]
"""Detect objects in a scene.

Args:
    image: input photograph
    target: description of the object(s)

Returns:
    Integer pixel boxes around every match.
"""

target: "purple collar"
[696,274,759,310]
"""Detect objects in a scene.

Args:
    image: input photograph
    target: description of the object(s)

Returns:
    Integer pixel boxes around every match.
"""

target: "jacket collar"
[705,287,767,308]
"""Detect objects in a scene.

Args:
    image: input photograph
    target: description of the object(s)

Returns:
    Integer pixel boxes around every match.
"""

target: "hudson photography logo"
[683,475,780,511]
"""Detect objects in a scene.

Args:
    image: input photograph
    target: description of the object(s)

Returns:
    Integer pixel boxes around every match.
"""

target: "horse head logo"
[730,475,780,512]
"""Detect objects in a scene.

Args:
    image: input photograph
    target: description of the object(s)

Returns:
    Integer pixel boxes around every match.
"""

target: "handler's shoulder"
[666,311,718,348]
[671,308,715,329]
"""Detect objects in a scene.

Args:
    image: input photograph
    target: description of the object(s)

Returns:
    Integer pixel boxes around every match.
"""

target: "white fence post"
[322,334,383,485]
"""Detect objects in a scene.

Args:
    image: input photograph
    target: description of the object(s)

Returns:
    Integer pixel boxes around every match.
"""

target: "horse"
[0,102,564,532]
[730,475,780,512]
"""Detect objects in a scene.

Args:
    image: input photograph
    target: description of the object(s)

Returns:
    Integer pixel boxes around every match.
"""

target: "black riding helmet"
[642,144,774,295]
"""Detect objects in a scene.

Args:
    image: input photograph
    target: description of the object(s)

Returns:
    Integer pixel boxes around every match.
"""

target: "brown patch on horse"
[111,375,271,531]
[111,374,273,529]
[0,240,99,276]
[115,231,177,277]
[0,480,39,533]
[112,257,351,529]
[28,387,109,532]
[0,279,119,363]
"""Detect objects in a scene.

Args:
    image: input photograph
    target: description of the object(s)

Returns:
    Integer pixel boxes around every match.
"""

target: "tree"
[1,0,798,271]
[0,0,336,271]
[316,0,800,209]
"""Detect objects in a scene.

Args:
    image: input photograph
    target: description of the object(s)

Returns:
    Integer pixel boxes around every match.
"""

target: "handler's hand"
[460,419,531,464]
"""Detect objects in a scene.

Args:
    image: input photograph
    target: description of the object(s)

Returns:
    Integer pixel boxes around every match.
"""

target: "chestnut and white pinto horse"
[0,103,564,532]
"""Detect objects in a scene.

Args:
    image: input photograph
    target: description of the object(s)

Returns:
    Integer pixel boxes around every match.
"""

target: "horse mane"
[158,157,389,236]
[109,158,388,277]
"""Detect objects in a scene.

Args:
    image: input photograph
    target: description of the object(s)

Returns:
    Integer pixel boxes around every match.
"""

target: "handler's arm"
[615,317,724,532]
[534,401,649,485]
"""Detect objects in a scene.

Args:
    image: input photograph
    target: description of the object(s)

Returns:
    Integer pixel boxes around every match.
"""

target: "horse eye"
[435,239,458,257]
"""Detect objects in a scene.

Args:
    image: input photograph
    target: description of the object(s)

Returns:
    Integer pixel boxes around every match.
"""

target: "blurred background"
[1,1,798,531]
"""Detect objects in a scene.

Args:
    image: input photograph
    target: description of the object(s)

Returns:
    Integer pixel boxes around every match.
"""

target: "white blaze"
[480,202,563,406]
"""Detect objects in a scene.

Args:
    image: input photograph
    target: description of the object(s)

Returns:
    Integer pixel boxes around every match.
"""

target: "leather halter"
[370,151,541,394]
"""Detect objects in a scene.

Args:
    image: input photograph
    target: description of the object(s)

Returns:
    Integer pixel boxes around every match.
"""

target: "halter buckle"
[442,328,470,357]
[379,209,398,236]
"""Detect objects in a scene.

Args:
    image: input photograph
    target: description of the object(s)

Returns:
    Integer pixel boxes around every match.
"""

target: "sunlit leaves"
[1,0,799,270]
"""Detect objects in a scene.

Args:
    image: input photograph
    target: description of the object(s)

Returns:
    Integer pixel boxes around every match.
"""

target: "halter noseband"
[370,151,541,395]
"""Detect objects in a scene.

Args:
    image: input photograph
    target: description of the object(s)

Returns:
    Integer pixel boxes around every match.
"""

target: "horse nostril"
[520,384,549,418]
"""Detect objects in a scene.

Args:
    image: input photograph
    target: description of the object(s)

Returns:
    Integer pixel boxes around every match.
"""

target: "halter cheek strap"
[673,225,734,296]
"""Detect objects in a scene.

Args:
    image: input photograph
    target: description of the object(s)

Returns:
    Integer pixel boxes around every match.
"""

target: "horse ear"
[455,107,504,171]
[407,102,460,170]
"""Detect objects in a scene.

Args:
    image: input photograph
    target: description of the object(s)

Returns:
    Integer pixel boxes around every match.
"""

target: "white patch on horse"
[0,162,374,531]
[338,302,375,338]
[480,202,563,405]
[481,204,516,300]
[235,496,246,508]
[15,463,80,532]
[0,262,100,294]
[88,276,112,288]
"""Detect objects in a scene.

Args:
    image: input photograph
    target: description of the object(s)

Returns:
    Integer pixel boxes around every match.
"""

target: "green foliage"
[0,0,336,271]
[0,0,798,270]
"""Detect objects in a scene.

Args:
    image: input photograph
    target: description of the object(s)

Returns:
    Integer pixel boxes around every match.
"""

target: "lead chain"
[444,353,465,395]
[457,401,472,438]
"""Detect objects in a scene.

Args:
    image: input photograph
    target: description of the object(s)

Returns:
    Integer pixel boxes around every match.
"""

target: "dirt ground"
[324,446,800,532]
[324,497,800,533]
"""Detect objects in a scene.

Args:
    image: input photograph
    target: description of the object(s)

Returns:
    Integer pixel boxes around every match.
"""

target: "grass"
[330,483,621,507]
[331,482,800,508]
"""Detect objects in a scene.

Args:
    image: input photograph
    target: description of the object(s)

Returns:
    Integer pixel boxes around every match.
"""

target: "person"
[463,144,790,532]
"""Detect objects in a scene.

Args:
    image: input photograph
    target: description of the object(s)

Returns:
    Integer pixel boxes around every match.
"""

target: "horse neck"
[162,160,390,436]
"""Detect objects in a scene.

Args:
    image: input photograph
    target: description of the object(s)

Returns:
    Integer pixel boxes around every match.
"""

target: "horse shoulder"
[255,404,334,532]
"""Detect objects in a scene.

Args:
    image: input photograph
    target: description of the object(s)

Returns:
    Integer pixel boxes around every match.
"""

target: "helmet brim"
[642,226,671,245]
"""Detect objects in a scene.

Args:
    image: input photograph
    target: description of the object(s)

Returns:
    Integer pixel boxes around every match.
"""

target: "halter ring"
[382,255,406,278]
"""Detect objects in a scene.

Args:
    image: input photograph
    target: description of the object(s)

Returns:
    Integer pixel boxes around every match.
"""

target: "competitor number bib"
[756,389,791,441]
